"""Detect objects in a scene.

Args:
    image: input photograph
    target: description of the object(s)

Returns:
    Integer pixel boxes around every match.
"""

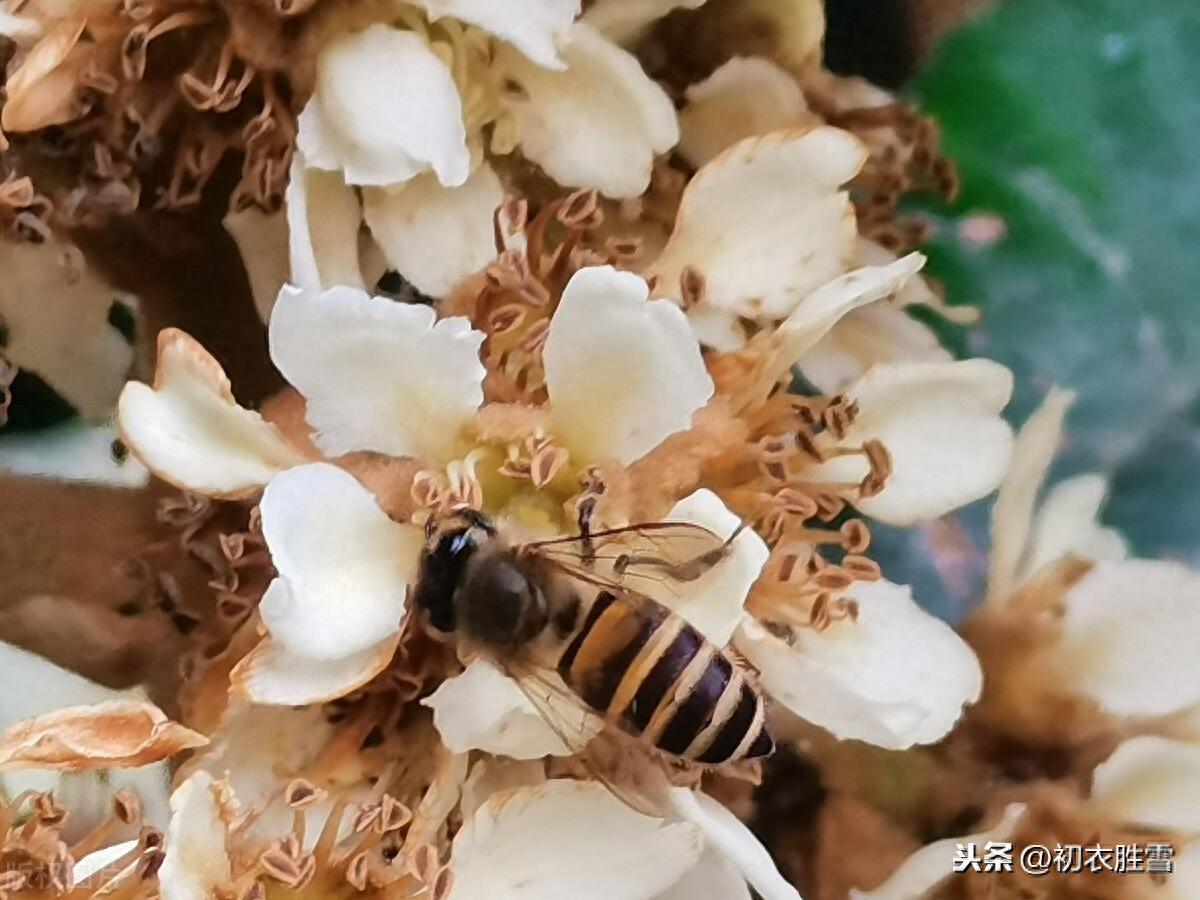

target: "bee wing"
[522,522,740,602]
[502,662,668,817]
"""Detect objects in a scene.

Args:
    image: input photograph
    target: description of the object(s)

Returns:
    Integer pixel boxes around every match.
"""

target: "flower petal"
[284,157,367,292]
[662,490,768,646]
[423,659,602,759]
[667,789,798,900]
[229,635,400,706]
[0,699,205,772]
[461,757,547,819]
[258,463,419,660]
[735,580,982,749]
[985,387,1074,606]
[159,773,233,900]
[849,804,1025,900]
[645,128,865,321]
[1025,474,1128,577]
[117,329,301,498]
[655,844,749,900]
[583,0,706,44]
[501,23,677,198]
[756,252,927,389]
[799,303,952,394]
[416,0,579,69]
[222,205,289,320]
[183,702,368,843]
[1056,559,1200,718]
[678,57,813,168]
[268,286,485,462]
[0,237,133,421]
[449,780,704,900]
[0,420,148,486]
[363,165,504,298]
[544,266,712,465]
[297,25,469,187]
[811,359,1015,525]
[1090,737,1200,833]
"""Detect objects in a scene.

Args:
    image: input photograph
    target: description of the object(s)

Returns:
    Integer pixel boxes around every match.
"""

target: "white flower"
[1089,737,1200,900]
[645,129,865,351]
[847,804,1025,900]
[983,388,1200,722]
[291,3,679,298]
[121,265,713,704]
[807,359,1015,526]
[734,580,983,750]
[676,57,815,168]
[298,23,471,189]
[496,23,678,199]
[1052,559,1200,719]
[449,779,704,900]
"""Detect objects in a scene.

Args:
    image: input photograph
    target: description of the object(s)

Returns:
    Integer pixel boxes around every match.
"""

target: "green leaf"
[874,0,1200,618]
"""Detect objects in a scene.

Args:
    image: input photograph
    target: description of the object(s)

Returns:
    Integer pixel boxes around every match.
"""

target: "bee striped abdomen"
[555,590,773,764]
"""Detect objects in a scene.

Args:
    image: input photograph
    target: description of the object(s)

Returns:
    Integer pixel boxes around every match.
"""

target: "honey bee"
[413,508,774,766]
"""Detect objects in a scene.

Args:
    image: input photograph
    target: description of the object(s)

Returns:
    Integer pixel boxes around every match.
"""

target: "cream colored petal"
[284,157,366,292]
[363,165,503,298]
[184,702,367,844]
[222,205,289,321]
[159,773,233,900]
[662,490,768,646]
[449,780,704,900]
[1162,841,1200,900]
[856,238,978,324]
[850,805,1025,900]
[746,253,927,395]
[297,25,469,187]
[646,128,865,320]
[810,359,1015,525]
[268,285,485,462]
[799,303,952,394]
[117,329,301,498]
[501,23,677,198]
[667,789,798,900]
[416,0,579,68]
[985,387,1074,606]
[0,238,133,420]
[1090,737,1200,833]
[678,57,812,168]
[1056,559,1200,718]
[736,580,982,749]
[1024,474,1128,578]
[229,634,399,706]
[73,839,140,885]
[0,700,205,772]
[461,758,547,819]
[424,659,601,759]
[0,420,148,487]
[544,266,712,465]
[258,463,419,660]
[655,845,749,900]
[583,0,706,44]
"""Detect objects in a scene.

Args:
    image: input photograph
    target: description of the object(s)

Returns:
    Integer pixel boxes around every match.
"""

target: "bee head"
[413,510,495,632]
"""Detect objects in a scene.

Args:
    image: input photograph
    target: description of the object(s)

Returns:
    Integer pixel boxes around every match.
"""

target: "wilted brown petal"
[0,699,206,771]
